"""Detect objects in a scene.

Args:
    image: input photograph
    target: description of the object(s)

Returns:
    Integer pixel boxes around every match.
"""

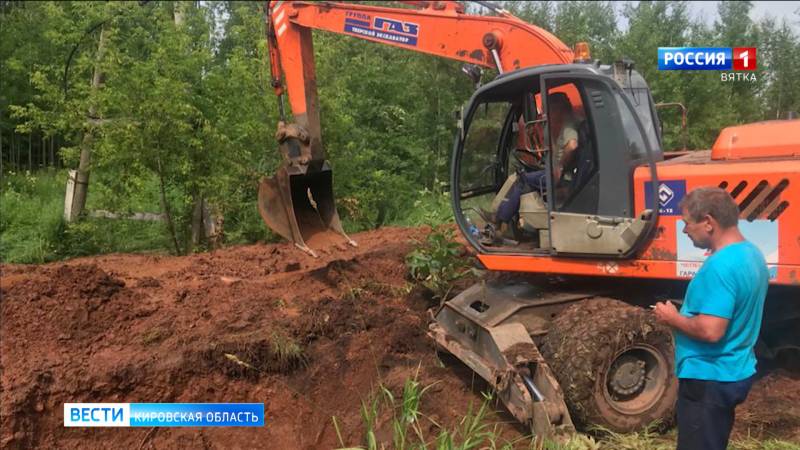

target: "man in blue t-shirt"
[654,187,768,450]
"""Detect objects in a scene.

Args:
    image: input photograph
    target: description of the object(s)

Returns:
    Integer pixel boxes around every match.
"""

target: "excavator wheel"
[540,298,677,432]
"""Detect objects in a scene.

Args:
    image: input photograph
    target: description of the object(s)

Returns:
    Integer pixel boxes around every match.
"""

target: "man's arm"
[554,138,578,180]
[654,301,729,343]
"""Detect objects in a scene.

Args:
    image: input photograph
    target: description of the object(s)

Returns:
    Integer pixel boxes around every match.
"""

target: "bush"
[0,170,66,263]
[392,188,453,228]
[57,218,170,258]
[0,170,173,263]
[405,226,475,300]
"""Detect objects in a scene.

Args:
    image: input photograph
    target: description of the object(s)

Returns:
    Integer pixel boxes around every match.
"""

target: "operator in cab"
[487,92,579,228]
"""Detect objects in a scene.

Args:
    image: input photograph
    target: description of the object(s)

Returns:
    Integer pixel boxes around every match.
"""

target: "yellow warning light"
[574,42,591,63]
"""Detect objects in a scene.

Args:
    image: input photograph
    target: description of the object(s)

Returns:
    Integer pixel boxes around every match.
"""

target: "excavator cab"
[429,64,668,436]
[453,64,663,257]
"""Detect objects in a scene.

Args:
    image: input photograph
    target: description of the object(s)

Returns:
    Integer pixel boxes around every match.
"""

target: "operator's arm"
[654,302,729,343]
[554,138,578,181]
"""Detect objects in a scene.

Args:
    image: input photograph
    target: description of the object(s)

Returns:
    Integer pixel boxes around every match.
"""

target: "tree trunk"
[27,132,31,171]
[173,2,202,252]
[69,25,107,222]
[174,1,220,251]
[173,1,186,26]
[204,204,223,250]
[189,196,203,252]
[157,157,182,255]
[0,132,4,178]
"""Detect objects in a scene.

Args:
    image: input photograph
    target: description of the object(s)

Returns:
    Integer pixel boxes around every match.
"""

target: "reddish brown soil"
[1,226,798,449]
[734,369,800,442]
[0,227,507,449]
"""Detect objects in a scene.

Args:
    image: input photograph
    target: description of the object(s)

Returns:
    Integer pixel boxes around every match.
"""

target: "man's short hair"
[548,92,572,111]
[679,187,740,228]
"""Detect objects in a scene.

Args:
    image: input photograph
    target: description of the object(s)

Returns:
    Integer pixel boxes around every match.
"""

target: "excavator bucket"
[258,125,355,256]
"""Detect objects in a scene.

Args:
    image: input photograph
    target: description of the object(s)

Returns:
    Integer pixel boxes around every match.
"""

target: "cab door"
[540,74,660,258]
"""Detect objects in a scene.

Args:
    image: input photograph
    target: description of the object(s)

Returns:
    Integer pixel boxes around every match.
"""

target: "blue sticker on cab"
[645,180,686,216]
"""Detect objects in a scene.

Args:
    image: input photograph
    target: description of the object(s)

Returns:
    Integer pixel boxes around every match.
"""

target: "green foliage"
[390,188,453,228]
[2,0,800,260]
[554,2,619,63]
[337,371,500,450]
[0,170,171,263]
[58,218,168,258]
[542,434,601,450]
[336,377,800,450]
[405,227,475,299]
[0,170,65,263]
[313,27,470,231]
[359,392,381,450]
[588,423,672,450]
[730,437,800,450]
[433,393,495,450]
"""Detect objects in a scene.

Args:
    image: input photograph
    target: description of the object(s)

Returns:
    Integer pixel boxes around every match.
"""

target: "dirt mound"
[3,263,125,302]
[1,226,799,449]
[0,227,490,449]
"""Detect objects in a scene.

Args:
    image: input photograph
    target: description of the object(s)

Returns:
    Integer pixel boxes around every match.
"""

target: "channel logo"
[658,47,756,71]
[64,403,265,427]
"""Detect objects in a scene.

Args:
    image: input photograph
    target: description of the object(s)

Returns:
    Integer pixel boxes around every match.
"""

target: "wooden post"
[64,170,76,221]
[204,203,224,250]
[190,196,203,251]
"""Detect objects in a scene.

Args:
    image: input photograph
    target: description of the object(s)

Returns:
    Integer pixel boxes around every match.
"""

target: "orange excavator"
[262,0,800,438]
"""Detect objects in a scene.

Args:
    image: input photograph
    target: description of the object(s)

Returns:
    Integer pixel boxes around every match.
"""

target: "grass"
[269,330,307,372]
[215,330,306,377]
[0,169,171,263]
[0,169,65,263]
[586,424,673,450]
[729,437,800,450]
[333,373,800,450]
[140,327,170,346]
[333,368,510,450]
[0,169,275,263]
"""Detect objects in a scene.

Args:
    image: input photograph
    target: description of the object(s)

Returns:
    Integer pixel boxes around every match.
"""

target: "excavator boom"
[260,0,575,256]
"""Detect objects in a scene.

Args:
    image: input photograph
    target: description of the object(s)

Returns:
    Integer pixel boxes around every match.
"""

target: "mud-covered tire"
[540,298,678,432]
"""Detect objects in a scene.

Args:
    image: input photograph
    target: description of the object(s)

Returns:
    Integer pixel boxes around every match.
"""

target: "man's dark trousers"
[677,376,754,450]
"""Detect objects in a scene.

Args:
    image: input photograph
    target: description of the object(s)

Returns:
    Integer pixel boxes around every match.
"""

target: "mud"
[1,226,798,448]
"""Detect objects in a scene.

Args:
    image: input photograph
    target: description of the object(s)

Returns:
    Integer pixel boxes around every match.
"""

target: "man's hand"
[653,301,679,326]
[652,301,729,343]
[555,138,578,180]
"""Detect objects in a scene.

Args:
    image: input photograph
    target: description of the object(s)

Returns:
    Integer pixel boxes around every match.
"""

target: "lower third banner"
[64,403,265,427]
